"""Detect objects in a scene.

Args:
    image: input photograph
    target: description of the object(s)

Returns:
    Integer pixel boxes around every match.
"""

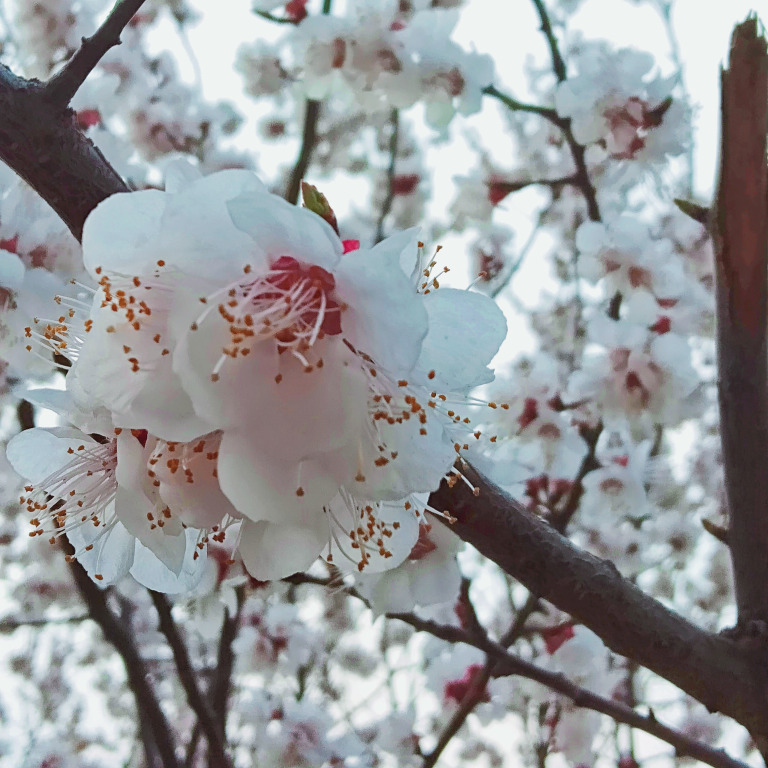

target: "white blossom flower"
[355,516,463,612]
[568,315,699,426]
[575,216,684,300]
[6,425,208,592]
[555,46,686,164]
[55,165,506,581]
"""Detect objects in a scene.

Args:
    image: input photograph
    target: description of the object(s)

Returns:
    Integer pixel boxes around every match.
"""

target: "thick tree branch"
[712,16,768,629]
[0,65,127,240]
[428,463,768,741]
[68,561,181,768]
[44,0,148,108]
[150,592,231,768]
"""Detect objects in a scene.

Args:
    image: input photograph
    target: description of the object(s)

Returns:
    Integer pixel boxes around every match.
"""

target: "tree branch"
[68,561,181,768]
[712,16,768,629]
[284,99,321,204]
[390,610,750,768]
[482,85,559,123]
[210,586,245,738]
[44,0,148,108]
[149,592,231,768]
[530,0,568,83]
[482,85,600,222]
[374,109,399,244]
[0,65,127,240]
[428,462,768,742]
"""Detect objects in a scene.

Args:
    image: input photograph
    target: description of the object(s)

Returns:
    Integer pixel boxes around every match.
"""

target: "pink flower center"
[408,523,437,560]
[208,255,344,379]
[542,623,575,654]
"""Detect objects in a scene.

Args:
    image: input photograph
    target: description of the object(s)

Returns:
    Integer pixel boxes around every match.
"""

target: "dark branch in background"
[150,592,231,768]
[211,586,246,739]
[484,0,601,223]
[16,398,34,431]
[482,85,558,122]
[421,589,541,768]
[713,17,768,631]
[429,462,768,743]
[287,573,748,768]
[68,560,181,768]
[482,87,600,223]
[531,0,568,83]
[374,109,399,244]
[255,10,302,25]
[284,99,321,204]
[44,0,148,108]
[282,0,332,203]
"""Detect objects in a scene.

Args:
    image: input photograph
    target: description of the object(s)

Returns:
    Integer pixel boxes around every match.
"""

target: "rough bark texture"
[0,65,128,241]
[430,463,768,741]
[713,17,768,629]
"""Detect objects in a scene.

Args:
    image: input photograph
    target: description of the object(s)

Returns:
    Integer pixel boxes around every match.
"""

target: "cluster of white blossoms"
[6,162,506,592]
[239,0,493,128]
[555,45,687,165]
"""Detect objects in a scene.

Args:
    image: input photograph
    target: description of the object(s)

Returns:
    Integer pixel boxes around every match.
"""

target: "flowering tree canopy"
[0,1,766,767]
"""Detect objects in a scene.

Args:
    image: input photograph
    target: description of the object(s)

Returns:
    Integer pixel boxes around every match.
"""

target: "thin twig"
[421,591,541,767]
[284,100,320,204]
[0,613,90,632]
[43,0,148,108]
[283,0,332,203]
[482,85,559,123]
[150,592,231,768]
[482,84,600,221]
[374,109,399,244]
[530,0,568,82]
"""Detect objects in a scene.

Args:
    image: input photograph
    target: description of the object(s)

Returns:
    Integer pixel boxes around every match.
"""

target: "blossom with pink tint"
[6,424,208,592]
[575,216,685,300]
[579,432,651,524]
[63,164,505,582]
[568,314,699,426]
[355,516,462,612]
[555,45,686,165]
